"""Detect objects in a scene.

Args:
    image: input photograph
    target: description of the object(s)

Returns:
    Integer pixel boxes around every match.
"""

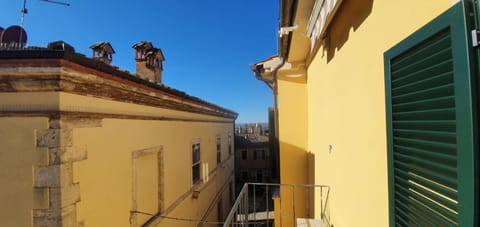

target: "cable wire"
[131,211,225,225]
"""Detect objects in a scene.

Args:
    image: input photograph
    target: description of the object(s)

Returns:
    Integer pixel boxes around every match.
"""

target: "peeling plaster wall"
[0,117,49,227]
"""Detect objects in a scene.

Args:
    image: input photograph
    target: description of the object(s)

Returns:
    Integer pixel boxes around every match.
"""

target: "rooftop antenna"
[20,0,70,44]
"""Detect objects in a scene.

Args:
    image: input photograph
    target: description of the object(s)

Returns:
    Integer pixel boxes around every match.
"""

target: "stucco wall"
[277,79,308,186]
[0,57,236,226]
[73,118,234,227]
[276,80,309,226]
[306,1,452,226]
[0,117,49,227]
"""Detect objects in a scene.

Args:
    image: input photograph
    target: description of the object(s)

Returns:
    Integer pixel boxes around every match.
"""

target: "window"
[255,150,265,160]
[241,171,248,181]
[241,150,247,160]
[250,171,257,181]
[192,143,201,184]
[256,170,264,182]
[216,137,221,164]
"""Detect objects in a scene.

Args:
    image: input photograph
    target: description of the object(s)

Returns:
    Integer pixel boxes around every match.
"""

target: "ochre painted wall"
[276,79,309,226]
[73,118,234,227]
[0,117,49,227]
[0,63,236,226]
[277,79,308,185]
[305,1,452,226]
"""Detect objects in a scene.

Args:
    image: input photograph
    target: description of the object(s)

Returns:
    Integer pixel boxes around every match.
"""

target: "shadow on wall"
[307,152,315,186]
[307,152,315,217]
[280,142,313,222]
[279,141,310,185]
[325,0,374,62]
[278,141,318,222]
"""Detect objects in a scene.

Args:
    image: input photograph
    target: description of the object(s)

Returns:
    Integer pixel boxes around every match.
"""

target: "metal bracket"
[472,29,480,47]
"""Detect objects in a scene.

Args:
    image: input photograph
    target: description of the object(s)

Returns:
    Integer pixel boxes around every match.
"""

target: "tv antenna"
[19,0,70,45]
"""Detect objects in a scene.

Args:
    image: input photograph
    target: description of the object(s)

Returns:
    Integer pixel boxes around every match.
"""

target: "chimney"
[132,41,165,83]
[47,40,75,53]
[90,42,115,65]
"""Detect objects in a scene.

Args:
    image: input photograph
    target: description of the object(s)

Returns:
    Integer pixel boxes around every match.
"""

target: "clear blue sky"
[1,0,279,123]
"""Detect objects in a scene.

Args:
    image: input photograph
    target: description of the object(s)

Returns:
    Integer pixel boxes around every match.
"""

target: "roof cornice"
[0,52,237,119]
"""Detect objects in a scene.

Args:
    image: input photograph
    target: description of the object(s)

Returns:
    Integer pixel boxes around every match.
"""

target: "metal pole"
[40,0,70,6]
[320,187,324,219]
[245,186,249,226]
[253,184,256,225]
[19,0,27,45]
[306,186,310,218]
[292,185,296,226]
[279,185,283,227]
[266,184,269,227]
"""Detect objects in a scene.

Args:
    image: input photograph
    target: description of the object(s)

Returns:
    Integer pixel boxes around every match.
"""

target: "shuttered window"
[384,3,476,226]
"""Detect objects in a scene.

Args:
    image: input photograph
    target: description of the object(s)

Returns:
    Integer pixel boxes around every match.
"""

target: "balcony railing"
[223,183,330,227]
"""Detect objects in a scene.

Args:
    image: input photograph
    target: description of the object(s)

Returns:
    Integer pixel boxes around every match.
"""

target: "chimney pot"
[132,41,165,84]
[90,41,115,65]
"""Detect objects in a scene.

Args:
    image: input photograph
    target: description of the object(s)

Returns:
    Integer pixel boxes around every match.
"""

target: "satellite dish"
[0,25,27,46]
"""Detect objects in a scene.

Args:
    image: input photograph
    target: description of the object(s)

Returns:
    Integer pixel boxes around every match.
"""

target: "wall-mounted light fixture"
[279,24,299,38]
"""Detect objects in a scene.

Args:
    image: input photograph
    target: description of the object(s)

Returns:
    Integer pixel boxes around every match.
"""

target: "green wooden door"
[384,2,477,226]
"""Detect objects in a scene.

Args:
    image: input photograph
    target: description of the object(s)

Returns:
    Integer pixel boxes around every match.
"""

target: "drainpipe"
[252,57,285,182]
[272,58,285,182]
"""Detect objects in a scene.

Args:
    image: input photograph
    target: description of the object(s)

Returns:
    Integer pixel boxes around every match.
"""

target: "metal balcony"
[223,183,330,227]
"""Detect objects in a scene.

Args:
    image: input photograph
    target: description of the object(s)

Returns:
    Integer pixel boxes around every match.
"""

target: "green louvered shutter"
[384,2,477,226]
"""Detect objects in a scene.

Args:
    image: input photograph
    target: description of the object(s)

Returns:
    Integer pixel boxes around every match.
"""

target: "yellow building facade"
[253,0,480,226]
[0,42,237,226]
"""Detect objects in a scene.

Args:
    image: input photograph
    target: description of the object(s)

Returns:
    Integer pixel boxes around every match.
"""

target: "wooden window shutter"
[384,2,477,226]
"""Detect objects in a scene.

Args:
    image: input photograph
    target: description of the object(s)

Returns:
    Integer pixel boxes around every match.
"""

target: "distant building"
[234,136,269,191]
[234,117,279,194]
[235,123,267,139]
[0,40,237,227]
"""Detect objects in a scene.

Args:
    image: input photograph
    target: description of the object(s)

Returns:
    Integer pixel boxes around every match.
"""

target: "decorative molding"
[0,58,237,119]
[131,146,164,227]
[0,111,234,123]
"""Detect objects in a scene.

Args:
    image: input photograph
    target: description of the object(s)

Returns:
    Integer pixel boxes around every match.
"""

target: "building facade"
[234,119,280,194]
[252,0,478,226]
[0,41,237,227]
[234,136,270,190]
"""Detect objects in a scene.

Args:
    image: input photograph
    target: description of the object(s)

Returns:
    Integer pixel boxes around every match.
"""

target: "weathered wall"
[0,117,49,227]
[73,118,234,227]
[0,57,236,227]
[306,0,452,226]
[0,99,234,227]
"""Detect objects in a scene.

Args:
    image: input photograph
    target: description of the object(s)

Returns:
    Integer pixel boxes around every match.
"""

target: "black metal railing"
[223,183,330,227]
